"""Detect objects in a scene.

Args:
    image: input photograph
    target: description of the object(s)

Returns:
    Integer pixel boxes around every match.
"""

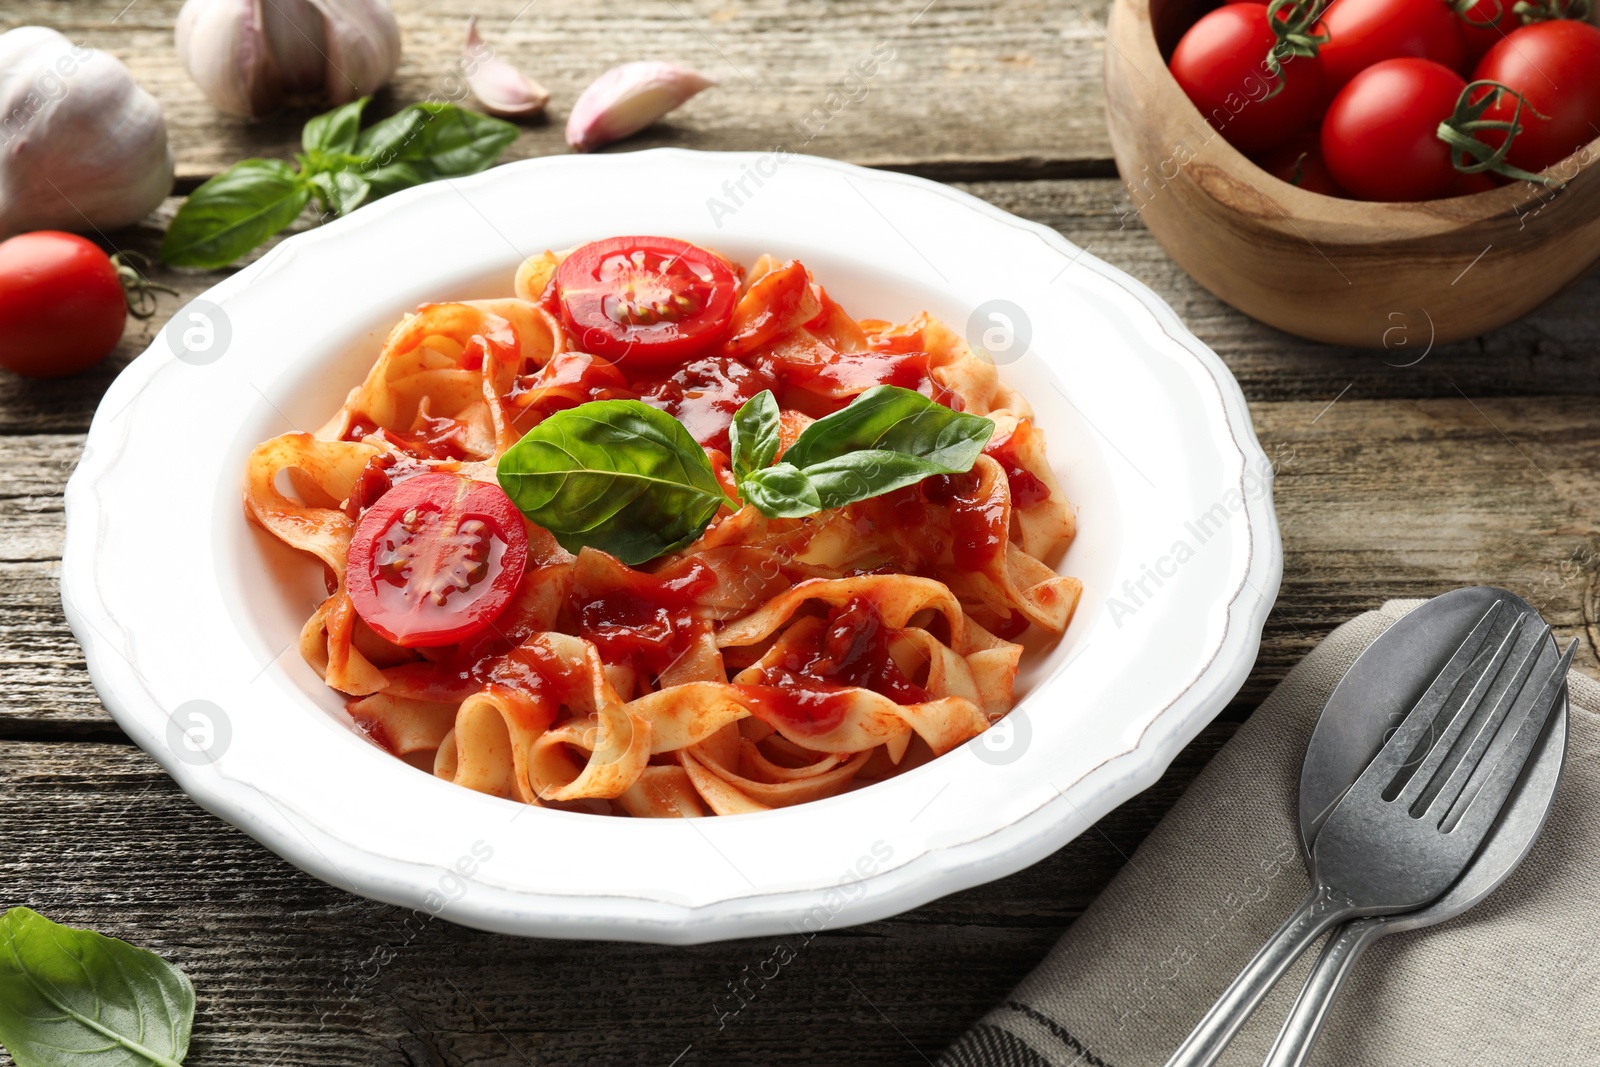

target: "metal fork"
[1164,601,1571,1067]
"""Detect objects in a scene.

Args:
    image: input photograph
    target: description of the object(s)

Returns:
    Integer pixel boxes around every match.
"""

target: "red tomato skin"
[0,232,125,378]
[1473,21,1600,175]
[555,236,739,373]
[1446,169,1504,195]
[1319,0,1466,91]
[1453,0,1520,66]
[1253,132,1347,195]
[1170,3,1326,155]
[1322,59,1467,200]
[346,473,529,649]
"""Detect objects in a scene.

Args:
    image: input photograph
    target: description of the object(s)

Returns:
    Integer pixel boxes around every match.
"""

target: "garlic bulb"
[566,61,715,152]
[175,0,402,119]
[0,27,174,237]
[463,17,548,118]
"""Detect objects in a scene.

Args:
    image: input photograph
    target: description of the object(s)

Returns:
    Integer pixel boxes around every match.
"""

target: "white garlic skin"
[175,0,402,118]
[566,61,715,152]
[0,26,175,236]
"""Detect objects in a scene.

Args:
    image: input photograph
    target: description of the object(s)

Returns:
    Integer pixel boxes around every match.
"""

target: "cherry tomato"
[1322,59,1468,200]
[1472,20,1600,175]
[1446,169,1504,195]
[1453,0,1520,66]
[1319,0,1465,91]
[1170,3,1326,154]
[0,232,126,378]
[1253,132,1346,195]
[346,472,529,648]
[554,236,739,372]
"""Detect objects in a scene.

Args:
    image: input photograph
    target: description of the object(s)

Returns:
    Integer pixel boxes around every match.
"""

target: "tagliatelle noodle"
[243,244,1082,817]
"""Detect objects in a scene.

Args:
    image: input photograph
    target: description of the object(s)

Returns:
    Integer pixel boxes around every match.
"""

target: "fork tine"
[1393,612,1530,808]
[1443,639,1575,839]
[1348,600,1512,793]
[1419,623,1550,820]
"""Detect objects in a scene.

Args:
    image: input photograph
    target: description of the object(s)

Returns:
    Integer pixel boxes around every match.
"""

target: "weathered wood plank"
[0,728,1228,1066]
[4,179,1599,436]
[2,0,1107,184]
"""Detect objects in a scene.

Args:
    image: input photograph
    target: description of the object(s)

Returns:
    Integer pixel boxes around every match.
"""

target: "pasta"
[244,238,1081,817]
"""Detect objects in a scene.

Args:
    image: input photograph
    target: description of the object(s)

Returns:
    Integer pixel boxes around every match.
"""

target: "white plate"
[61,150,1280,943]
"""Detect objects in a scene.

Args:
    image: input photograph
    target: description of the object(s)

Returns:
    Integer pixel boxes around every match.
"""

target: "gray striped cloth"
[941,600,1600,1067]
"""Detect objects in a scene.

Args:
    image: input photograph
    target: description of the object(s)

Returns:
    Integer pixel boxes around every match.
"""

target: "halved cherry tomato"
[1169,3,1327,155]
[554,236,738,372]
[1319,0,1465,92]
[346,472,528,648]
[1322,59,1467,201]
[1472,20,1600,175]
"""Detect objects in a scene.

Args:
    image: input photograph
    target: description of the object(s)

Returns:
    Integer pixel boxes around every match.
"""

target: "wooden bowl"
[1104,0,1600,347]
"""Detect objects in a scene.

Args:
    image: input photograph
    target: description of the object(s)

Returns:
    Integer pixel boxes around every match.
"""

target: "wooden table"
[4,1,1597,1063]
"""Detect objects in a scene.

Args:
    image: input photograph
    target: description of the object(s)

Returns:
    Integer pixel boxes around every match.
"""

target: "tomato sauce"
[634,355,779,452]
[571,557,717,677]
[340,451,431,518]
[985,424,1050,508]
[506,351,633,424]
[923,470,1007,570]
[341,417,472,463]
[783,348,961,410]
[737,597,929,736]
[350,714,397,755]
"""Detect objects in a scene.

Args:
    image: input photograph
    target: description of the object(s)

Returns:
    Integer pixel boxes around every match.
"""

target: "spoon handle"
[1163,886,1351,1067]
[1261,917,1388,1067]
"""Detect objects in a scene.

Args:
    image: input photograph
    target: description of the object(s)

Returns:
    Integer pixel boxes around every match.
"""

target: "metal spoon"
[1166,594,1569,1067]
[1265,586,1570,1067]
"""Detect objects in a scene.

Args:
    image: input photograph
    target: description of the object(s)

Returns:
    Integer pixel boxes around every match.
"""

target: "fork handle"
[1260,917,1388,1067]
[1162,886,1351,1067]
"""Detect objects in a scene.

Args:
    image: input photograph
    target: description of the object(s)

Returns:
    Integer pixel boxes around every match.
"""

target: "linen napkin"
[940,599,1600,1067]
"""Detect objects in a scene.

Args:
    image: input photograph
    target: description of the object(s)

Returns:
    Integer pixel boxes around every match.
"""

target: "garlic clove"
[259,0,327,95]
[565,61,715,152]
[463,17,549,118]
[176,0,283,118]
[0,26,175,236]
[303,0,403,106]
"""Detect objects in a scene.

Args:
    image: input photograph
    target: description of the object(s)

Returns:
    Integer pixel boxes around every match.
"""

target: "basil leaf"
[739,462,823,518]
[302,96,368,154]
[160,159,311,269]
[352,103,518,201]
[728,390,781,483]
[351,106,426,162]
[309,169,373,217]
[0,907,194,1067]
[496,400,727,565]
[783,385,995,473]
[794,449,964,510]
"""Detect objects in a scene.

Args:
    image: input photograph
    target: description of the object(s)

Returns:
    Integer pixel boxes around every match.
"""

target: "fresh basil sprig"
[0,907,195,1067]
[161,97,518,269]
[740,384,996,510]
[495,385,995,564]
